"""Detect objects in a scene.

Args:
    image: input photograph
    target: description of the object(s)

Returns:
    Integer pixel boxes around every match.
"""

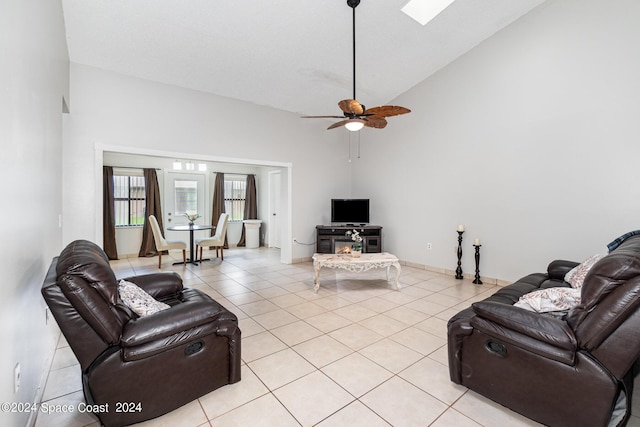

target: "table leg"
[189,229,195,263]
[392,262,402,290]
[175,229,201,265]
[313,263,321,293]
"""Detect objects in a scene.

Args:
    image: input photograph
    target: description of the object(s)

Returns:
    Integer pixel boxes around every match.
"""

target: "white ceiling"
[62,0,546,116]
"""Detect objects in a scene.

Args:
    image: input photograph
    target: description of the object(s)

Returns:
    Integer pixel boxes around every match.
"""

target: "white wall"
[64,64,350,262]
[0,1,69,426]
[353,0,640,282]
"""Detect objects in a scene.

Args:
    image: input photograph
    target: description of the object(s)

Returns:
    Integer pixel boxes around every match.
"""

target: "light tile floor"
[36,247,640,427]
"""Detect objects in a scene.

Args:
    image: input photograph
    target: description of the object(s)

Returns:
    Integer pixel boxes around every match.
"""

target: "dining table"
[167,224,215,265]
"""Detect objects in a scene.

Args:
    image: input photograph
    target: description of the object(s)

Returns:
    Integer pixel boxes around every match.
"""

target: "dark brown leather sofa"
[42,240,241,426]
[448,234,640,427]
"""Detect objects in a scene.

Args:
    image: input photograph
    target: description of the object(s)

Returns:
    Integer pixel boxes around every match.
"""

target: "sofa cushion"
[568,235,640,331]
[57,239,119,306]
[564,254,607,289]
[580,236,640,310]
[119,280,170,317]
[484,273,568,306]
[446,272,569,328]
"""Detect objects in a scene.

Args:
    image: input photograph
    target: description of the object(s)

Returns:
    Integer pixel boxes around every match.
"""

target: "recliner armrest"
[472,301,577,351]
[547,260,579,281]
[121,300,234,348]
[121,272,183,299]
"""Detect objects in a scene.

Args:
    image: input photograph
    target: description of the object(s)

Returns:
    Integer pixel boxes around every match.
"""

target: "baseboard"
[27,328,61,427]
[117,250,508,286]
[399,260,502,286]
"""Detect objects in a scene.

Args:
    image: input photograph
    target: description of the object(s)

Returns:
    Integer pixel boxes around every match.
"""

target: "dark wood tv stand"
[316,225,382,254]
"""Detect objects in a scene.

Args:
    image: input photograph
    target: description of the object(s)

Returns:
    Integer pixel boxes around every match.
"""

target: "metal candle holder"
[455,231,464,279]
[473,244,483,284]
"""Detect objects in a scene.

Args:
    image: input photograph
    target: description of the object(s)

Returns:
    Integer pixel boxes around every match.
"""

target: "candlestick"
[455,230,464,279]
[473,244,483,284]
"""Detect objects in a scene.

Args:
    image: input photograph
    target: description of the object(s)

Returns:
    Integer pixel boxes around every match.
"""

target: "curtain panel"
[138,168,164,257]
[237,174,257,247]
[102,166,118,260]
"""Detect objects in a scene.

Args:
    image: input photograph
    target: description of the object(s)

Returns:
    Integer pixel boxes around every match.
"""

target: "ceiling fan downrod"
[348,0,360,102]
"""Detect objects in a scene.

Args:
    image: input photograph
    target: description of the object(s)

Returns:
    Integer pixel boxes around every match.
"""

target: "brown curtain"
[237,174,257,247]
[138,168,163,257]
[211,172,228,248]
[102,166,118,260]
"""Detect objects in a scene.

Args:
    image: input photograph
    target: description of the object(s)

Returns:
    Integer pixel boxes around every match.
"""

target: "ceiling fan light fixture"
[345,119,365,131]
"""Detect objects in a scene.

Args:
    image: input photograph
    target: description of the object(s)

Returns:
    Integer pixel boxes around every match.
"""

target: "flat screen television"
[331,199,370,224]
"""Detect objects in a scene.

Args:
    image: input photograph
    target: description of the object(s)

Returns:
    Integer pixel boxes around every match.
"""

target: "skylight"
[401,0,456,26]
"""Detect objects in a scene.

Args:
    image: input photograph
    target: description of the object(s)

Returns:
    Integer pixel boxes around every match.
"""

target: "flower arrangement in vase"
[184,211,200,225]
[346,229,363,258]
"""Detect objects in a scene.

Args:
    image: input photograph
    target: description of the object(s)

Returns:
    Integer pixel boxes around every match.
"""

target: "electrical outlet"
[14,363,20,393]
[427,243,432,250]
[292,237,296,244]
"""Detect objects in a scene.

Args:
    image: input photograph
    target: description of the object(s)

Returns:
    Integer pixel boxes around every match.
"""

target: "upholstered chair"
[148,214,186,268]
[41,239,241,427]
[195,213,229,261]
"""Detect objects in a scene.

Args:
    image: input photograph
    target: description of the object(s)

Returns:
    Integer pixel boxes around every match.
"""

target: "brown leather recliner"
[448,234,640,427]
[42,240,241,427]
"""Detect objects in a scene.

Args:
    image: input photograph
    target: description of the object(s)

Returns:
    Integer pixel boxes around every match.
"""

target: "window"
[174,179,198,215]
[114,174,146,226]
[224,176,246,221]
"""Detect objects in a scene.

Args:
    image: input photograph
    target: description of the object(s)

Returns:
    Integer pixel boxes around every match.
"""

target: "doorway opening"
[96,144,292,264]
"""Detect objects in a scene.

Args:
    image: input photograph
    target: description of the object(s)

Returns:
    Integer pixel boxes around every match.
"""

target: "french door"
[163,171,208,240]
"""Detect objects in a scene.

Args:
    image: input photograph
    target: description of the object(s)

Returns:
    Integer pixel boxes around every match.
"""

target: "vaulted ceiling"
[62,0,546,117]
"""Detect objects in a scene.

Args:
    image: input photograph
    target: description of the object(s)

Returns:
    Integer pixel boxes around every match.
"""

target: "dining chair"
[195,213,229,261]
[148,214,186,268]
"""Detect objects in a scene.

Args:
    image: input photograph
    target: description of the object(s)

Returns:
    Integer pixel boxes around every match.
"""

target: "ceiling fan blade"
[338,99,364,115]
[327,119,355,130]
[301,115,347,119]
[363,105,411,118]
[364,116,387,129]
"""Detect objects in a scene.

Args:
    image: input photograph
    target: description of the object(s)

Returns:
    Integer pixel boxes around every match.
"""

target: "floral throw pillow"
[515,287,581,313]
[118,280,170,317]
[564,254,607,289]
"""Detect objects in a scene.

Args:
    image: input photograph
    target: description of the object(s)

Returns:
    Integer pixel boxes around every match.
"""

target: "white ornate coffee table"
[312,252,402,293]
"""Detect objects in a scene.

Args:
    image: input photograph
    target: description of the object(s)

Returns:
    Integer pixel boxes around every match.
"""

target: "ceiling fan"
[302,0,411,131]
